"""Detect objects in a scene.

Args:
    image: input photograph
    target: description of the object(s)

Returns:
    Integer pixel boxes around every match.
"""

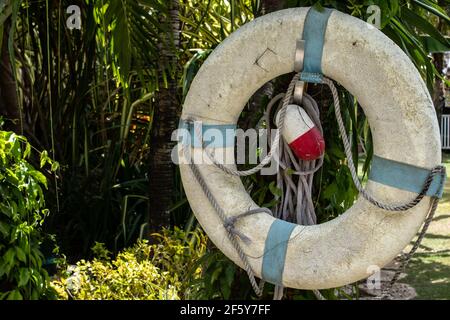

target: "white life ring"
[179,7,441,289]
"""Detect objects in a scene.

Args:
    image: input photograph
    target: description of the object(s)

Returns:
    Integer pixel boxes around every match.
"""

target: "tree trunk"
[148,0,181,232]
[0,19,20,133]
[433,52,444,121]
[260,0,284,14]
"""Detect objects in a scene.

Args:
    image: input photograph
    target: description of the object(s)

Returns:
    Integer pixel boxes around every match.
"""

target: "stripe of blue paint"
[302,7,333,75]
[178,120,236,148]
[369,155,445,198]
[261,219,297,286]
[300,72,324,84]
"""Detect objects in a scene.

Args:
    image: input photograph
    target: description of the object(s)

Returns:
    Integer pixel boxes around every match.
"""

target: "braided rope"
[380,169,446,299]
[260,91,325,299]
[322,77,445,212]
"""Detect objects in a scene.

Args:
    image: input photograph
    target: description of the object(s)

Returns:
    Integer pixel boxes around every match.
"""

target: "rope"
[263,93,324,224]
[255,90,326,299]
[380,171,445,299]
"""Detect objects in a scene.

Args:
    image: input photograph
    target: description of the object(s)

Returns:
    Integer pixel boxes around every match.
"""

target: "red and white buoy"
[277,104,325,161]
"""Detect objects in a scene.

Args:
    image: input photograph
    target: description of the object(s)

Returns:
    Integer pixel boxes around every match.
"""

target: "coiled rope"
[261,90,326,300]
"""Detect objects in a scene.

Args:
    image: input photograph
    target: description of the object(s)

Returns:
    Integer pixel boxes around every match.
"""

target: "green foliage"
[0,131,56,300]
[5,0,163,257]
[51,227,207,300]
[189,249,251,300]
[94,0,166,86]
[180,0,256,49]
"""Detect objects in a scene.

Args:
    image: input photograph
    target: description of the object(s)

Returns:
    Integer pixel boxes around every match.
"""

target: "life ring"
[178,7,442,289]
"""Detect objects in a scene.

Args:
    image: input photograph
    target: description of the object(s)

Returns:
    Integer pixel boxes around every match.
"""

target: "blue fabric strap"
[300,72,324,84]
[261,219,297,286]
[178,119,236,148]
[369,155,446,198]
[301,7,333,79]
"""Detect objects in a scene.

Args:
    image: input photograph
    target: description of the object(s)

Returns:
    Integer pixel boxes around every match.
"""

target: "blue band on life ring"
[300,72,324,84]
[261,219,297,286]
[369,155,446,198]
[178,120,236,148]
[301,7,333,78]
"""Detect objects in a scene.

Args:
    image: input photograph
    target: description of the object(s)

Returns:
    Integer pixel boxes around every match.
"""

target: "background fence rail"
[442,115,450,150]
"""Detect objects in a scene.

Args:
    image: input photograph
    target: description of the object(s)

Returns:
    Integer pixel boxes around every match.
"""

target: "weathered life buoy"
[178,7,443,290]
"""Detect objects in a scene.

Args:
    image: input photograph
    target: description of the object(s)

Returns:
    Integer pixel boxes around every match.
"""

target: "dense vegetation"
[0,130,57,299]
[0,0,448,299]
[51,228,208,300]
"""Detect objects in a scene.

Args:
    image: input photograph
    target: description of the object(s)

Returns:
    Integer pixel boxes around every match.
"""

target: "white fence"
[442,115,450,150]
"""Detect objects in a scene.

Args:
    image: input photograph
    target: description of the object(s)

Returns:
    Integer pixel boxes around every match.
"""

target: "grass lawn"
[402,152,450,299]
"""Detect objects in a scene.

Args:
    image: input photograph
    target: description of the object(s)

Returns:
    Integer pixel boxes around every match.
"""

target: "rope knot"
[223,216,238,231]
[223,216,252,245]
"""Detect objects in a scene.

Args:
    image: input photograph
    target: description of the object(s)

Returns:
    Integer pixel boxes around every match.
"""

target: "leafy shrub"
[0,131,56,300]
[51,227,207,300]
[190,248,254,300]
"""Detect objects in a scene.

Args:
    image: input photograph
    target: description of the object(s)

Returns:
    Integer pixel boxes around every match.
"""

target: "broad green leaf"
[29,170,48,189]
[412,0,450,24]
[269,181,282,197]
[17,268,30,287]
[15,246,27,263]
[40,150,48,168]
[401,7,449,48]
[7,290,23,300]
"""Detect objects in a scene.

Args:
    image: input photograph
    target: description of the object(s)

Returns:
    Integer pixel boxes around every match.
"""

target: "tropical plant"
[0,0,169,258]
[51,227,207,300]
[0,129,57,300]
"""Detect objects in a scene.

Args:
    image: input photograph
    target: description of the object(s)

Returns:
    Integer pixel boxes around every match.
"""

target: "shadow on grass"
[433,214,450,222]
[404,252,450,299]
[423,233,450,240]
[414,250,450,258]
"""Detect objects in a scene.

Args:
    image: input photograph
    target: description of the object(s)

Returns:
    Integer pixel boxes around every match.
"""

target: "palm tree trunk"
[433,52,444,120]
[148,0,181,231]
[260,0,284,14]
[0,19,20,132]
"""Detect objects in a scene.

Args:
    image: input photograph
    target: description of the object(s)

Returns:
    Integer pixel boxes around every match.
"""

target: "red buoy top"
[277,105,325,161]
